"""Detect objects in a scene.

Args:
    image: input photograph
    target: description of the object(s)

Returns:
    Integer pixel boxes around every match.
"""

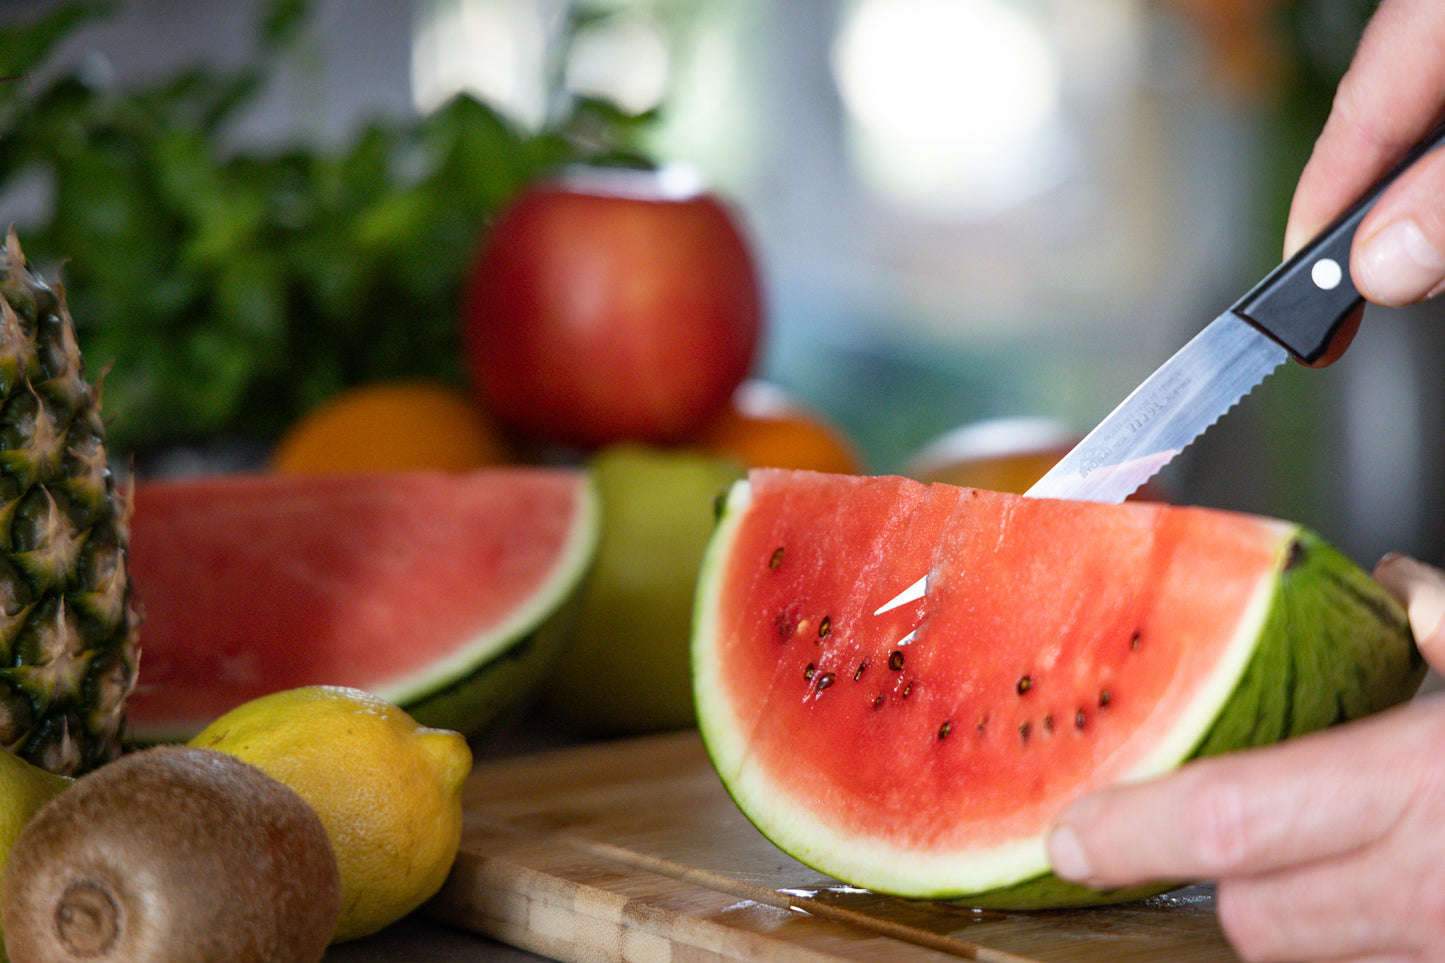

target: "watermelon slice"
[693,469,1422,907]
[125,468,599,743]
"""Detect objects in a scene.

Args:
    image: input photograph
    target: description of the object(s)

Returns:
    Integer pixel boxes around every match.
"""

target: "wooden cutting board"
[424,730,1239,962]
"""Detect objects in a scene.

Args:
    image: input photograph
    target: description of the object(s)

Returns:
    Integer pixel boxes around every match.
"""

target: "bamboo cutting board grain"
[424,730,1240,962]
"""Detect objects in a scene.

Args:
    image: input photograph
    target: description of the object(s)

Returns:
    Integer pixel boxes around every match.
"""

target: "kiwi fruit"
[2,745,340,963]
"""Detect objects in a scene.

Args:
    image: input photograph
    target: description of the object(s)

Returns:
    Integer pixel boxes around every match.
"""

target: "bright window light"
[566,12,671,116]
[832,0,1066,218]
[411,0,553,126]
[413,1,671,126]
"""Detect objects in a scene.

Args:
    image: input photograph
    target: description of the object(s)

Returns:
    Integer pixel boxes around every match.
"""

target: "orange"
[904,417,1164,500]
[691,381,864,475]
[271,380,515,475]
[903,417,1075,493]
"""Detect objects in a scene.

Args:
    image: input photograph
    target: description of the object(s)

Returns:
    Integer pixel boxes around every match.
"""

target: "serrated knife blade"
[872,316,1285,617]
[875,120,1445,618]
[1023,313,1286,502]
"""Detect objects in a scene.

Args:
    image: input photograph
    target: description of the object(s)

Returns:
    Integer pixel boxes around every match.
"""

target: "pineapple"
[0,228,137,775]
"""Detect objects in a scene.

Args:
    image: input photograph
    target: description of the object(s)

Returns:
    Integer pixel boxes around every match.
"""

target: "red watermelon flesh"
[126,468,598,742]
[693,469,1420,904]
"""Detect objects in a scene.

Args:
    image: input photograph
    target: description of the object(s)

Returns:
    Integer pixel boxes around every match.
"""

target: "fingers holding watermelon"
[1050,719,1402,884]
[1376,552,1445,665]
[1049,552,1445,961]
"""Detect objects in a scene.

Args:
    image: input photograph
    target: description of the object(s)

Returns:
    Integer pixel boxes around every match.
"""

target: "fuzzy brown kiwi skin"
[1,746,341,963]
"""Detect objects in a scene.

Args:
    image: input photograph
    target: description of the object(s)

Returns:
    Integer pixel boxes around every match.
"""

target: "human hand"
[1285,0,1445,309]
[1046,552,1445,962]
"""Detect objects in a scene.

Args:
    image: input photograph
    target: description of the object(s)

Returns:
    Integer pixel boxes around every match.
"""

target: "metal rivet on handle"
[1311,257,1343,290]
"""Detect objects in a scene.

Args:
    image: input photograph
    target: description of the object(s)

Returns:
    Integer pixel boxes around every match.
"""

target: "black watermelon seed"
[1075,708,1087,729]
[1016,675,1033,695]
[1019,721,1032,742]
[818,616,831,639]
[938,720,952,740]
[815,672,836,691]
[769,547,785,570]
[803,663,816,681]
[872,694,885,710]
[1098,689,1112,708]
[853,661,867,681]
[901,681,914,699]
[888,651,905,671]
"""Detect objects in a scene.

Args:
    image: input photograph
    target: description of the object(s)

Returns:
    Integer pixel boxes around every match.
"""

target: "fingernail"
[1356,219,1445,305]
[1047,824,1093,881]
[1375,553,1445,642]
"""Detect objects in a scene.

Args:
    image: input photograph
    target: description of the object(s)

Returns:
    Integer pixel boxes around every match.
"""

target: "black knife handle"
[1232,121,1445,363]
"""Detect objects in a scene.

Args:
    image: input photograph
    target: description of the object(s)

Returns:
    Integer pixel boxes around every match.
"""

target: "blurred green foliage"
[0,0,652,459]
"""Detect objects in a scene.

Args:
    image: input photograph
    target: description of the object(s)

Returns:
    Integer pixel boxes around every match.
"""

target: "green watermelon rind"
[694,479,1422,909]
[375,475,601,737]
[401,551,594,737]
[972,531,1422,910]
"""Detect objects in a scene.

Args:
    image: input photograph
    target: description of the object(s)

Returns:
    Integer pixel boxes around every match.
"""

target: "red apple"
[462,166,764,448]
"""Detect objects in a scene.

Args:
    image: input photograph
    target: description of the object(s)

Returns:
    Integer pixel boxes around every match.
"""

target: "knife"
[876,121,1445,617]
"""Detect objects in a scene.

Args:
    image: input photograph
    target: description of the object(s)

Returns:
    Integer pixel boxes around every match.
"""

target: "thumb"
[1373,552,1445,667]
[1351,147,1445,307]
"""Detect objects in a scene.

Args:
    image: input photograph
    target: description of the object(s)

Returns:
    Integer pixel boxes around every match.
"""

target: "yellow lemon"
[190,686,472,943]
[0,750,71,949]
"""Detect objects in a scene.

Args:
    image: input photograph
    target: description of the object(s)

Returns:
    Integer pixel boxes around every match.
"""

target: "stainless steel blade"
[1025,312,1287,501]
[874,313,1286,617]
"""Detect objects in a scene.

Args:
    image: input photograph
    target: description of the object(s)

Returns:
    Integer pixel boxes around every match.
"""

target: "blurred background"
[2,0,1441,567]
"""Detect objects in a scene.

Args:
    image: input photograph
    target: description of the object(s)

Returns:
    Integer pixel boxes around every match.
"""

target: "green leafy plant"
[0,0,653,459]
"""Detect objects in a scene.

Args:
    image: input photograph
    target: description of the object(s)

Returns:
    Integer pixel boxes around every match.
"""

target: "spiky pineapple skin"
[0,229,137,775]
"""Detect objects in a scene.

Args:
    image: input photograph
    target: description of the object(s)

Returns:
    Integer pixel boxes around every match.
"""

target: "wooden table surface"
[417,730,1240,963]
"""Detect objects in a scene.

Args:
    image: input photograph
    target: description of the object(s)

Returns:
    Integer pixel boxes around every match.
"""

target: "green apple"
[545,444,743,734]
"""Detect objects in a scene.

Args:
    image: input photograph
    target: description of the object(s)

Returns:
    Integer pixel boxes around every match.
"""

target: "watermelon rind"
[970,532,1422,909]
[384,475,600,737]
[693,475,1422,909]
